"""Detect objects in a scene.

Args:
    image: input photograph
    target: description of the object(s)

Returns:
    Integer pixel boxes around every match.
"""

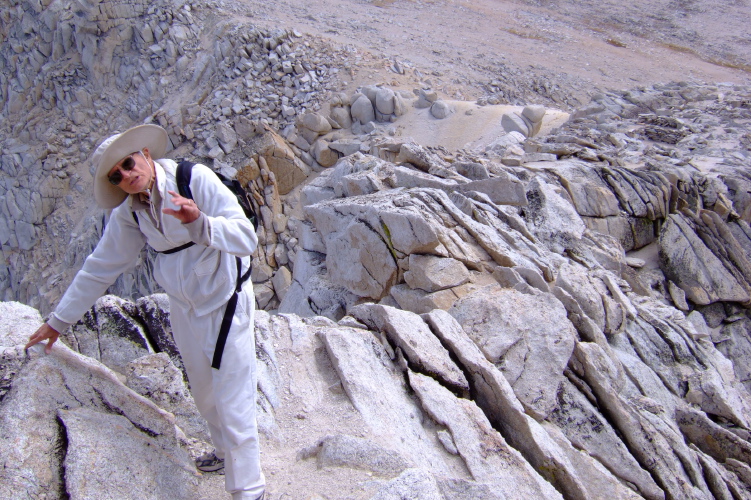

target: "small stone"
[522,153,557,163]
[626,257,646,268]
[522,105,546,123]
[351,95,375,124]
[430,100,453,119]
[311,140,340,167]
[667,281,690,311]
[375,88,396,115]
[301,113,332,134]
[501,113,530,137]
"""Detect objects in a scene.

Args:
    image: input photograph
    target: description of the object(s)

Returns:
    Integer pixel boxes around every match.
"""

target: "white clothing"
[50,159,257,326]
[48,159,264,498]
[171,285,264,498]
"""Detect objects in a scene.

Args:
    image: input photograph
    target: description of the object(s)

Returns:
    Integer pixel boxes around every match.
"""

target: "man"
[25,124,265,500]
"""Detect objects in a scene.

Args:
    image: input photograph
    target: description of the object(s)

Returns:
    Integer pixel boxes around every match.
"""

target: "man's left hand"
[163,190,200,224]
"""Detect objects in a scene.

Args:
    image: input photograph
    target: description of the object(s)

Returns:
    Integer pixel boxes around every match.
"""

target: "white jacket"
[48,159,258,332]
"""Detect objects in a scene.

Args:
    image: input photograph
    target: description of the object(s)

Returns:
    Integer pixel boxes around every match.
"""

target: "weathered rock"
[271,265,293,301]
[454,161,489,180]
[0,301,42,346]
[301,112,333,135]
[390,284,467,314]
[0,342,194,499]
[62,294,155,374]
[310,139,340,168]
[215,121,237,153]
[677,406,751,466]
[686,360,751,429]
[125,353,209,441]
[572,342,708,499]
[715,317,751,392]
[659,213,751,305]
[330,106,353,128]
[424,310,605,500]
[351,94,376,124]
[318,326,462,474]
[430,100,453,119]
[348,304,469,394]
[544,162,621,217]
[369,468,444,500]
[403,254,470,292]
[59,407,198,499]
[375,88,396,116]
[243,129,310,195]
[522,105,546,136]
[395,143,447,173]
[408,371,563,499]
[523,177,586,253]
[548,379,664,499]
[502,112,530,136]
[309,434,413,476]
[306,201,398,299]
[458,173,527,206]
[448,287,577,419]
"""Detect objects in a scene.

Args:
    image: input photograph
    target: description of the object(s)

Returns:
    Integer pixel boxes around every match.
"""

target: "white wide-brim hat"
[92,124,169,209]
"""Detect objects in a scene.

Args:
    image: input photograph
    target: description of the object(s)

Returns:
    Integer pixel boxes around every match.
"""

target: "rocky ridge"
[3,79,751,498]
[2,0,751,499]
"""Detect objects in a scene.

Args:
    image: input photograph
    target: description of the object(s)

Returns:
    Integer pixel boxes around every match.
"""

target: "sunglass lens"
[121,156,135,171]
[108,171,123,185]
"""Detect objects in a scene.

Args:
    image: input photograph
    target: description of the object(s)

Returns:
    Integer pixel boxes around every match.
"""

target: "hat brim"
[93,124,169,209]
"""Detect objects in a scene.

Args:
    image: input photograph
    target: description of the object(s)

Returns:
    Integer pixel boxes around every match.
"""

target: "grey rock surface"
[313,434,413,476]
[408,370,563,499]
[60,407,199,500]
[348,303,469,394]
[660,212,751,305]
[0,341,193,499]
[449,286,577,419]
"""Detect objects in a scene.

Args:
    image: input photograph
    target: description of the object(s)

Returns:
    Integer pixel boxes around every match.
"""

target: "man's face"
[107,149,153,194]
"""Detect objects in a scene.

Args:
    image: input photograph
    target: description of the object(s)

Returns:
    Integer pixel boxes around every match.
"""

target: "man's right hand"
[25,323,61,354]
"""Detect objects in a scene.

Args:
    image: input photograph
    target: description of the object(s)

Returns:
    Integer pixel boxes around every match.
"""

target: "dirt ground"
[234,0,751,105]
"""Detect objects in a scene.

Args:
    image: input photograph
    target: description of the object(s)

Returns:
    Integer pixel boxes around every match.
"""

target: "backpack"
[175,160,259,231]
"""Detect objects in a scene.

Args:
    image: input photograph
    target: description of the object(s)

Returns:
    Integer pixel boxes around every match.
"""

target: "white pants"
[170,287,265,499]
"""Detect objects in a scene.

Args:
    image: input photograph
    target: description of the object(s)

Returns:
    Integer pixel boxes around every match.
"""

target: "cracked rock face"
[449,286,577,420]
[0,336,197,499]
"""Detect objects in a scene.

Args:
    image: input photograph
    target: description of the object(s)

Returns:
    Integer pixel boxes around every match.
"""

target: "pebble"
[626,257,646,268]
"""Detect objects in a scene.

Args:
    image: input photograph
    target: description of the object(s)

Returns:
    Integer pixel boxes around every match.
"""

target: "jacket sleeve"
[184,164,258,257]
[49,205,147,331]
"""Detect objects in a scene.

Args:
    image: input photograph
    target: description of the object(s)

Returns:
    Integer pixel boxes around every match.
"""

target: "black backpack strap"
[212,256,252,369]
[176,160,196,200]
[158,242,195,254]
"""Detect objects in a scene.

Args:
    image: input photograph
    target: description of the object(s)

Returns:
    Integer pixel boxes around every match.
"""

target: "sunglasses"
[108,154,137,186]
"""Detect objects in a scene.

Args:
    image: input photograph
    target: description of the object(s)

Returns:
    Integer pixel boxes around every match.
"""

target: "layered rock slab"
[0,341,197,499]
[659,212,751,305]
[422,309,657,500]
[448,286,577,419]
[408,370,563,499]
[59,407,198,500]
[348,303,469,395]
[318,325,465,476]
